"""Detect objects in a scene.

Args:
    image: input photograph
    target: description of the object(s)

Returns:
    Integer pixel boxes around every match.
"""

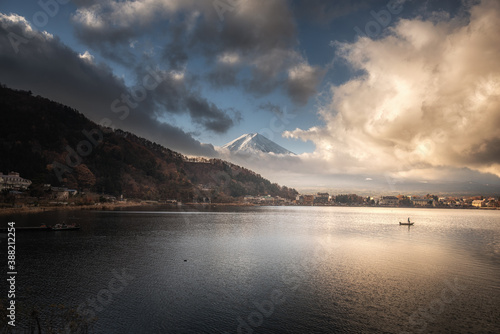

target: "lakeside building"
[314,193,330,204]
[487,198,499,207]
[303,195,315,206]
[472,199,487,208]
[243,195,291,205]
[0,172,32,191]
[50,187,78,201]
[412,198,435,207]
[379,196,399,206]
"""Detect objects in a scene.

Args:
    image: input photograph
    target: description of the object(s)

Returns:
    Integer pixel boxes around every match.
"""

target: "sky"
[1,0,500,194]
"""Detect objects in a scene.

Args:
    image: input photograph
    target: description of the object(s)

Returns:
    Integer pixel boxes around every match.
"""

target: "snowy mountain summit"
[223,133,295,155]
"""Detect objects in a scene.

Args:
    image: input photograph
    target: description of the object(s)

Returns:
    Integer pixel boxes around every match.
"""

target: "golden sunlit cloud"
[285,0,500,178]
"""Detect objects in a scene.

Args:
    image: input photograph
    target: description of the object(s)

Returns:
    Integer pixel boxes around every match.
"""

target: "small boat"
[50,223,81,231]
[400,217,414,226]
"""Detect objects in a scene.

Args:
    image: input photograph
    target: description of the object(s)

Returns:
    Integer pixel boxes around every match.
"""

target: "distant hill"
[223,133,295,155]
[0,84,297,202]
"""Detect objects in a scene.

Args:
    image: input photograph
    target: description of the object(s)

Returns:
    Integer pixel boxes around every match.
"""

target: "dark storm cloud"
[71,0,324,105]
[159,16,190,71]
[0,14,219,156]
[73,19,137,51]
[286,63,326,105]
[163,42,188,72]
[185,95,239,133]
[207,1,297,54]
[132,66,240,134]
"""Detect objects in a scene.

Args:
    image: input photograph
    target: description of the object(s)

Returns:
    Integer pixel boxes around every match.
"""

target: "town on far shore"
[1,171,499,210]
[286,193,499,209]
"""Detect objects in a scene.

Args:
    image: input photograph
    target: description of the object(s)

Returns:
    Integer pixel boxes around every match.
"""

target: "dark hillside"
[0,84,297,201]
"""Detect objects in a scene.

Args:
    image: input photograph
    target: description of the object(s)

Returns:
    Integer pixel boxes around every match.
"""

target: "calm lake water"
[2,206,500,333]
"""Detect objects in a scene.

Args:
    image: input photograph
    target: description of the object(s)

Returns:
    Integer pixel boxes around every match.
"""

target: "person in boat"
[408,217,410,223]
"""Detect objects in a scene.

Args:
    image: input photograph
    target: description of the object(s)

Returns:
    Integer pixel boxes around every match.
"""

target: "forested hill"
[0,85,297,201]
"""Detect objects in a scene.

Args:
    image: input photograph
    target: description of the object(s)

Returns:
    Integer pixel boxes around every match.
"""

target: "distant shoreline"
[0,202,152,216]
[0,202,498,216]
[0,202,258,216]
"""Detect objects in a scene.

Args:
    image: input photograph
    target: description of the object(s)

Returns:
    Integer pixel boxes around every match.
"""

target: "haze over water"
[5,207,500,333]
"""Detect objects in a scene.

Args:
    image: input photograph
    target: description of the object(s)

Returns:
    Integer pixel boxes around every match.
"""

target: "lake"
[2,206,499,333]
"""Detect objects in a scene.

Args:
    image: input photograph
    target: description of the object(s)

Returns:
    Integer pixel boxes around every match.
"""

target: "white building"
[472,199,486,208]
[0,172,32,191]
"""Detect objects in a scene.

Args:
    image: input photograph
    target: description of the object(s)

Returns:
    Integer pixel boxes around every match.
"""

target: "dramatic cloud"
[71,0,324,105]
[185,96,240,133]
[285,0,500,179]
[286,62,326,105]
[0,13,220,156]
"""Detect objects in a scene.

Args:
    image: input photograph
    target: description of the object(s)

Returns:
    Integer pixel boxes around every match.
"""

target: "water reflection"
[1,207,499,333]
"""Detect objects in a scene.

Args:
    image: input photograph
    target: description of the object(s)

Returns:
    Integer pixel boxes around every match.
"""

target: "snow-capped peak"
[222,133,295,155]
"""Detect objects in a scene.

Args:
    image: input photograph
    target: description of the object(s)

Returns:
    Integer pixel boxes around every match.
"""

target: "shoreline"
[0,202,498,216]
[0,202,258,216]
[0,202,151,216]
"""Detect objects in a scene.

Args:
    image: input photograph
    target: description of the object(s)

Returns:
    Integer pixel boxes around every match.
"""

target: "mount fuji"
[222,133,295,155]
